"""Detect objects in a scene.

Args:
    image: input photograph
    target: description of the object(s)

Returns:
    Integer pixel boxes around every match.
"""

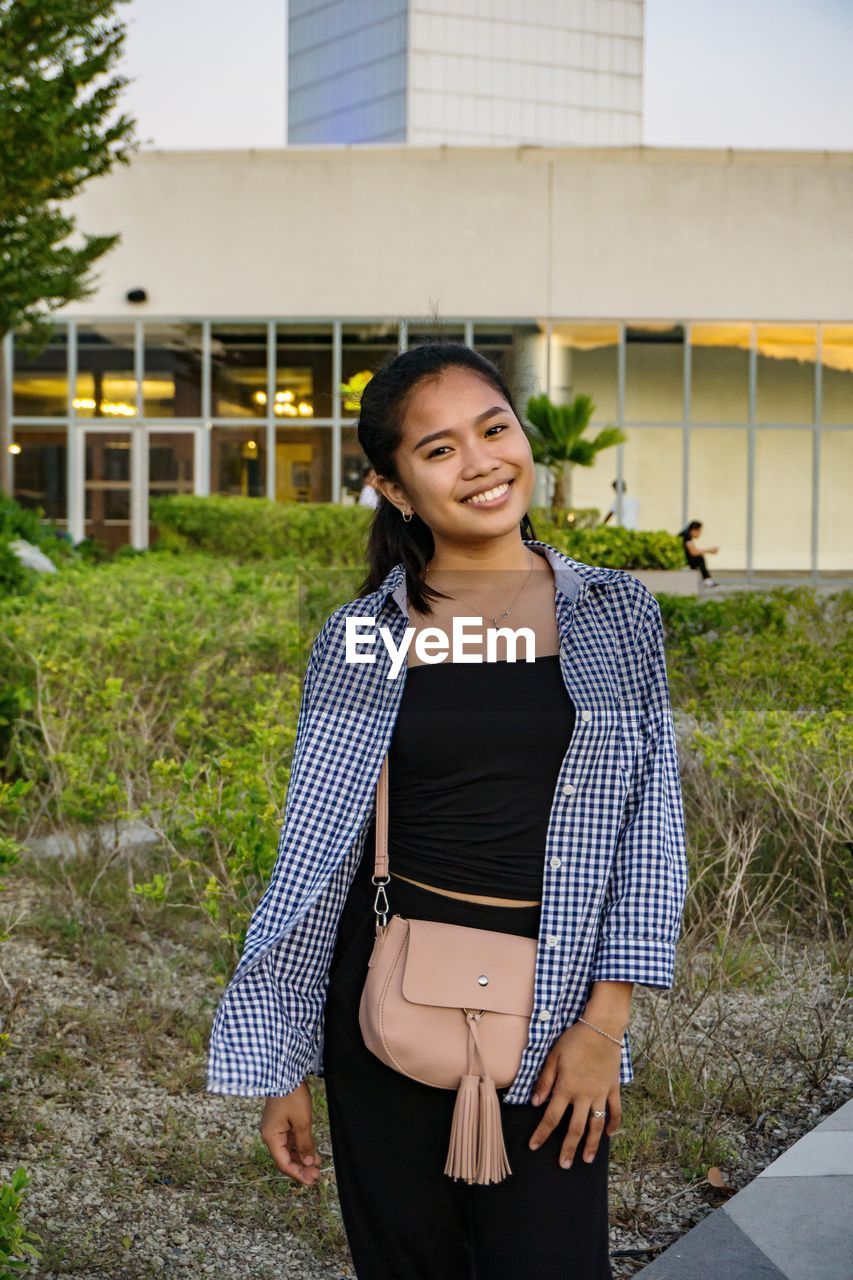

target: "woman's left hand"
[527,1021,623,1168]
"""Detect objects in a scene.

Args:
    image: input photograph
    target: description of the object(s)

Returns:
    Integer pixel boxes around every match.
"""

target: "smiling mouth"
[461,480,514,506]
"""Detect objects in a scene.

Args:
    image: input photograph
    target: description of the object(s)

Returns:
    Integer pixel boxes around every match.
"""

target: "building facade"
[287,0,644,147]
[3,145,852,577]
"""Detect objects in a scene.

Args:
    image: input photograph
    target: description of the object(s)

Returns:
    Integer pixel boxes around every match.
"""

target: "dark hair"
[678,520,703,537]
[355,341,537,614]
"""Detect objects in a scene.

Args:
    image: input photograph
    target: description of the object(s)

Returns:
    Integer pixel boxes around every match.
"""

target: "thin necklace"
[424,547,536,628]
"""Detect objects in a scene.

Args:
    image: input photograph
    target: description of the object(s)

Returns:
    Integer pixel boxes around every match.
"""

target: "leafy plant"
[524,392,627,516]
[0,0,137,345]
[0,1167,42,1277]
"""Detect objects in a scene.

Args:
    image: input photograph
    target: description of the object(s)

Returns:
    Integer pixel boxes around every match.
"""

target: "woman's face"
[374,367,536,544]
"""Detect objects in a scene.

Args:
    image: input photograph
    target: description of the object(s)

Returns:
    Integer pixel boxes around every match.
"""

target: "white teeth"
[464,482,510,505]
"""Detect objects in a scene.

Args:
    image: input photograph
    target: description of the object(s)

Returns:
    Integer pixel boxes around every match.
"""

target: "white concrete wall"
[62,145,853,322]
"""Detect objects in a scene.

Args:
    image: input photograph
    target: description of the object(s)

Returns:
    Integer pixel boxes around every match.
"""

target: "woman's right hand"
[260,1082,321,1186]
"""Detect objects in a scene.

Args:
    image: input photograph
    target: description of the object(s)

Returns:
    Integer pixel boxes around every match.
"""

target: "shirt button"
[545,934,558,947]
[550,856,562,869]
[562,783,575,795]
[581,709,592,722]
[538,1009,551,1022]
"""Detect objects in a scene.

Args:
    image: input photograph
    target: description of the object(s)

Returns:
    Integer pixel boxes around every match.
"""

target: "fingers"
[262,1122,321,1187]
[606,1084,622,1136]
[259,1093,322,1188]
[292,1114,320,1170]
[530,1056,558,1108]
[576,1102,608,1165]
[557,1100,591,1169]
[528,1087,571,1152]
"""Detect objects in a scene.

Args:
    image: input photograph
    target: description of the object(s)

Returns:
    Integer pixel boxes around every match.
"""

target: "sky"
[120,0,853,151]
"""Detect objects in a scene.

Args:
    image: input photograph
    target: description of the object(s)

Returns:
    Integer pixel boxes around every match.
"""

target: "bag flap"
[401,918,537,1017]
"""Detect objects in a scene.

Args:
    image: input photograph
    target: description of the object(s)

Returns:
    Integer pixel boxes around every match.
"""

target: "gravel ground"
[0,871,849,1279]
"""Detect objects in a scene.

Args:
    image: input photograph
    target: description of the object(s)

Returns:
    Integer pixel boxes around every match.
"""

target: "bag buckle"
[371,873,390,927]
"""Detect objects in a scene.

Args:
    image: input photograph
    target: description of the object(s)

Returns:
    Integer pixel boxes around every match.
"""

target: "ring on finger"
[591,1108,606,1118]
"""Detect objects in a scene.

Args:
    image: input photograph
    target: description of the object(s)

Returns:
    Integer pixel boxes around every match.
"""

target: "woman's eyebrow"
[413,406,509,452]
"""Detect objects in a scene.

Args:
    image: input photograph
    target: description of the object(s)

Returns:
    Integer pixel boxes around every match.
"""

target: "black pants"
[322,869,612,1280]
[686,551,712,579]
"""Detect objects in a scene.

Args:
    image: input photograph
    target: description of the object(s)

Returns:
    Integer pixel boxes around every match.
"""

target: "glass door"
[83,429,132,550]
[148,428,199,547]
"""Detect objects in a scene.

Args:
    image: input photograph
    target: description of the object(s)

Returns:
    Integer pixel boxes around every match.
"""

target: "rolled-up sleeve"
[590,591,689,989]
[205,616,342,1098]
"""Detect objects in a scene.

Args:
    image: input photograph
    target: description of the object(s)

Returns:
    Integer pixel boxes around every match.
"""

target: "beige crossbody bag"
[358,753,539,1185]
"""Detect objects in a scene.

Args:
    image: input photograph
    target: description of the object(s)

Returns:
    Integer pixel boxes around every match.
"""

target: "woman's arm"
[527,589,688,1168]
[588,591,688,990]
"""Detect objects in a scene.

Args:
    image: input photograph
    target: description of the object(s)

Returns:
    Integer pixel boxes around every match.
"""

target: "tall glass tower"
[287,0,644,147]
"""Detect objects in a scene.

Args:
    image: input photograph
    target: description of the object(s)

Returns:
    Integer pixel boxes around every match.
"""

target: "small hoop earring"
[401,510,413,523]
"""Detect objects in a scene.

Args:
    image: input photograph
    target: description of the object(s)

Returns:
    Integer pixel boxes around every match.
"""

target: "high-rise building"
[287,0,643,147]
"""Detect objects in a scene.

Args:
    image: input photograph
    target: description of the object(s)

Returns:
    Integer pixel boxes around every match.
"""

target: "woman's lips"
[460,479,514,509]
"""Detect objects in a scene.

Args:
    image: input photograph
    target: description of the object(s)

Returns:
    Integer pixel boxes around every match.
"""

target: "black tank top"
[355,654,576,900]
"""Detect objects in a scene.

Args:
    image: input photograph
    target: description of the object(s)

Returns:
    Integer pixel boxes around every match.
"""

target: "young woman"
[677,519,720,587]
[206,343,689,1280]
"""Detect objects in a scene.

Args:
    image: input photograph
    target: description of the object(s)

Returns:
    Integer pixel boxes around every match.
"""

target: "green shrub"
[150,495,374,566]
[0,542,36,598]
[0,496,78,599]
[0,1167,42,1278]
[150,494,686,571]
[2,520,849,963]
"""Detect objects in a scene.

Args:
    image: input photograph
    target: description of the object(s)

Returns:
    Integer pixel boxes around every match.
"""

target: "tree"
[524,392,626,519]
[0,0,137,490]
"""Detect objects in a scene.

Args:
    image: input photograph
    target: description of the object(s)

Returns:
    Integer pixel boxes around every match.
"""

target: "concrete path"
[638,1098,853,1279]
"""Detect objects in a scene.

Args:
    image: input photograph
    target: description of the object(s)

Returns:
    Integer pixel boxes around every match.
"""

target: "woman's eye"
[427,424,508,459]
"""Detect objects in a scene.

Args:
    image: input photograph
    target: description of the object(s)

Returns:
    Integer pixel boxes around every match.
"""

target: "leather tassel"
[444,1074,481,1184]
[476,1075,512,1185]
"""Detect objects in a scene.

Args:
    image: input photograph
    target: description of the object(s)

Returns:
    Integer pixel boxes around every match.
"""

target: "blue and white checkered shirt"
[205,539,688,1104]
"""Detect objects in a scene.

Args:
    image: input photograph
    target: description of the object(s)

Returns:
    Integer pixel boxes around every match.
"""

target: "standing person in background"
[358,465,381,508]
[677,520,720,588]
[602,479,639,530]
[206,342,688,1280]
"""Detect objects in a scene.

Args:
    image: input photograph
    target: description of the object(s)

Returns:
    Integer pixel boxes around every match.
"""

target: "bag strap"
[374,753,390,879]
[371,754,391,926]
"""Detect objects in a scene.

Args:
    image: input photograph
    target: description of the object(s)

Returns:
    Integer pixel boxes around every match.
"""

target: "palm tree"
[524,393,626,519]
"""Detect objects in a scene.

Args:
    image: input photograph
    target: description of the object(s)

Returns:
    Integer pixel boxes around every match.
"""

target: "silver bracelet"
[575,1016,624,1046]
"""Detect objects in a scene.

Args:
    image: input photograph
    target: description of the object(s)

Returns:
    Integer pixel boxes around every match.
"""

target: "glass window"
[210,425,267,497]
[818,430,853,571]
[341,323,400,417]
[754,428,813,570]
[11,427,68,522]
[602,426,683,534]
[143,324,203,417]
[820,325,853,426]
[550,323,618,422]
[12,327,69,418]
[473,323,548,414]
[275,323,333,421]
[625,323,684,423]
[407,323,465,347]
[341,425,374,505]
[275,425,333,502]
[148,430,196,500]
[756,325,816,424]
[211,325,267,418]
[75,325,137,419]
[689,324,751,423]
[687,428,748,570]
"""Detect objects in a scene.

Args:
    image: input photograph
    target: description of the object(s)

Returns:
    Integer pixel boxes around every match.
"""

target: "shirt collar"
[370,540,614,621]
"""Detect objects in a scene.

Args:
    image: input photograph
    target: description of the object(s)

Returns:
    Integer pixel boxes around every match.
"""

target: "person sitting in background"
[677,520,719,588]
